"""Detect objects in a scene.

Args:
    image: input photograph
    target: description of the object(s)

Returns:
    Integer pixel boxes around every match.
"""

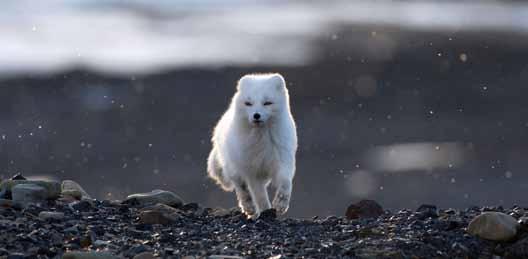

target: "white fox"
[207,73,297,218]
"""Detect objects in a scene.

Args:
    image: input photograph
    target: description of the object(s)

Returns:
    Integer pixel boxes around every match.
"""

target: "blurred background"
[2,0,528,217]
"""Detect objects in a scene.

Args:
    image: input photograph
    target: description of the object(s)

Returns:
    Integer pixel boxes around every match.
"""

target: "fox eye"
[244,101,253,106]
[263,101,273,106]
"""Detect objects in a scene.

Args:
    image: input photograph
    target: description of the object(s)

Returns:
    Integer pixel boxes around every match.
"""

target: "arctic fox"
[207,73,297,218]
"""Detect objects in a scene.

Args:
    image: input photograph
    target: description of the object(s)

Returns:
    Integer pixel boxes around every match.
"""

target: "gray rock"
[133,252,157,259]
[62,251,119,259]
[7,253,26,259]
[0,180,61,200]
[519,216,528,227]
[92,239,110,248]
[505,237,528,259]
[125,189,183,207]
[64,225,80,234]
[416,204,439,219]
[11,184,48,206]
[70,199,95,212]
[62,180,92,200]
[355,247,405,259]
[208,256,244,259]
[10,173,26,180]
[468,212,519,241]
[345,200,384,220]
[0,198,13,207]
[124,245,149,257]
[138,203,180,225]
[56,195,79,205]
[38,211,65,220]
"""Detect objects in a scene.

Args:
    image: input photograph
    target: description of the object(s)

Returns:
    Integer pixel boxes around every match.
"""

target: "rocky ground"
[1,175,528,259]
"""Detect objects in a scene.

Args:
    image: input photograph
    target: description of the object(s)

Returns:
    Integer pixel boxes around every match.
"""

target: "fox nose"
[253,113,261,120]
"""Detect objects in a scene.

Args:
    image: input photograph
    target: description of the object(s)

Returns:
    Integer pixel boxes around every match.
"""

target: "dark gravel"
[1,199,526,258]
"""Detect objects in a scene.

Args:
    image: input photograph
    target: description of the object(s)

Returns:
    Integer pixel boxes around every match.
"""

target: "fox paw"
[272,193,290,215]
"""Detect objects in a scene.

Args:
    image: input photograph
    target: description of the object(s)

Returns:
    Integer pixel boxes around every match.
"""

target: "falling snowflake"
[459,53,468,62]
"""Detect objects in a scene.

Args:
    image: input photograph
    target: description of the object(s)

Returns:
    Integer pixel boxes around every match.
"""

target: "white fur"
[207,73,297,217]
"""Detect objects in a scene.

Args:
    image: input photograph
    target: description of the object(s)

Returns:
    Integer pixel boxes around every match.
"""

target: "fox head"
[234,73,289,128]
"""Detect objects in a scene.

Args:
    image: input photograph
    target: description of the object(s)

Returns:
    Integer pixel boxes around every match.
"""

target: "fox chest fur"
[238,128,281,180]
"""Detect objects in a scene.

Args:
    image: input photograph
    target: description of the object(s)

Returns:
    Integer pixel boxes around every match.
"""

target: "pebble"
[258,208,277,220]
[132,252,157,259]
[62,251,120,259]
[0,198,13,207]
[6,253,26,259]
[70,199,95,212]
[0,189,513,258]
[92,239,109,247]
[125,189,183,207]
[416,204,439,219]
[345,199,384,219]
[208,256,244,259]
[124,245,150,257]
[504,237,528,259]
[38,211,65,220]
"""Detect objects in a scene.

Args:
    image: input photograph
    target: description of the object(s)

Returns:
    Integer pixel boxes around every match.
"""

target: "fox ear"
[237,74,251,91]
[270,73,285,90]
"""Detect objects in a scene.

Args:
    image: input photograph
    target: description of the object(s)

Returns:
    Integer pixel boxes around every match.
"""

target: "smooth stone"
[125,189,183,207]
[210,208,231,217]
[39,211,65,220]
[62,190,83,200]
[12,184,48,206]
[62,251,119,259]
[0,180,61,199]
[468,212,519,241]
[62,180,92,200]
[138,203,180,225]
